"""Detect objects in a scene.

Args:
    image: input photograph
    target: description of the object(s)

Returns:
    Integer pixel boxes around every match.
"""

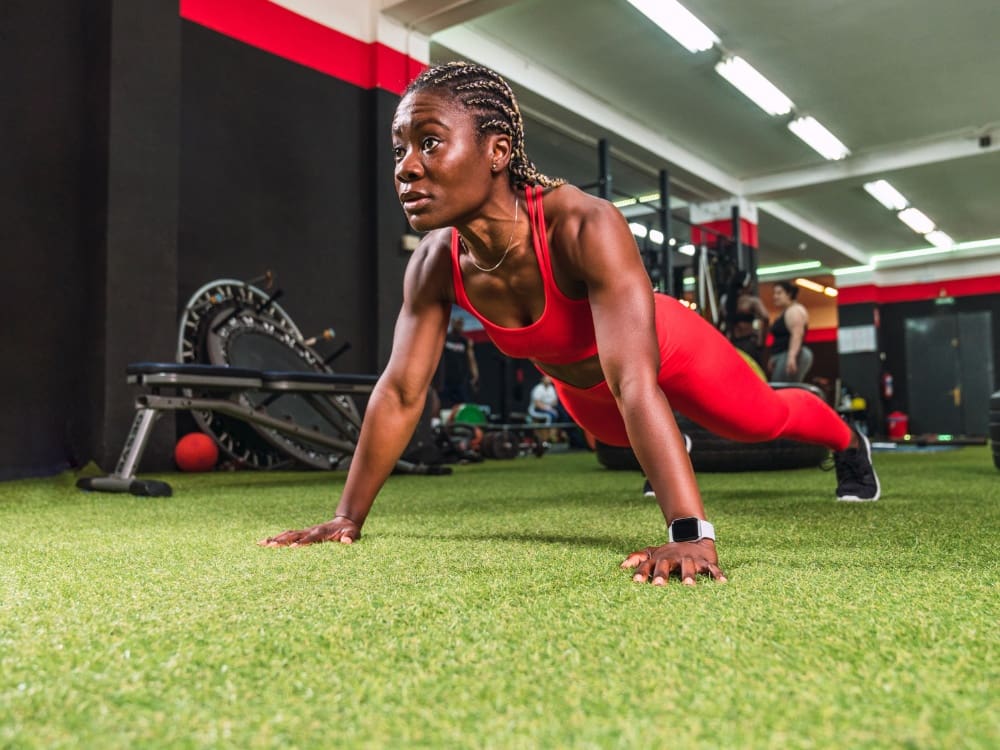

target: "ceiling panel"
[426,0,1000,271]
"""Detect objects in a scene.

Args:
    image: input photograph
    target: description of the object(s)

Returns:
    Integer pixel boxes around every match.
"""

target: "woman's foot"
[834,430,880,501]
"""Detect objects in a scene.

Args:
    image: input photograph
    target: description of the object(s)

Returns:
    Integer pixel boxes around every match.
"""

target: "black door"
[904,311,993,437]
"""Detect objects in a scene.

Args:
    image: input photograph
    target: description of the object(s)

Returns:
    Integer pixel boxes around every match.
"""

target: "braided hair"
[404,61,565,190]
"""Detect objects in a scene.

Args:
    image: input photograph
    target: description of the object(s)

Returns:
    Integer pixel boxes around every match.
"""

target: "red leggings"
[553,295,852,450]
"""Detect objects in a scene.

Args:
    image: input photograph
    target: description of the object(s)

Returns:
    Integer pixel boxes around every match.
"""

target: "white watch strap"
[668,518,716,543]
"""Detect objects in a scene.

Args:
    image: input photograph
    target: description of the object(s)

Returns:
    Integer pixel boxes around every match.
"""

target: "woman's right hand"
[257,516,361,547]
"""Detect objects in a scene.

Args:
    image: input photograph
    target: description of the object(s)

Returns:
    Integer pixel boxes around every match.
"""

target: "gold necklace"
[460,197,519,273]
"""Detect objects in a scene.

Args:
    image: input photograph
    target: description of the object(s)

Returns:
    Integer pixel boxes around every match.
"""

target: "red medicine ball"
[174,432,219,472]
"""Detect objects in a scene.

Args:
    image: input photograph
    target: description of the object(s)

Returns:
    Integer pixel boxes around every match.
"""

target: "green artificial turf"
[1,447,998,749]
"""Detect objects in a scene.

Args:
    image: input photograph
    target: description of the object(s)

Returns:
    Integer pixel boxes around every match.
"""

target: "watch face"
[671,517,701,542]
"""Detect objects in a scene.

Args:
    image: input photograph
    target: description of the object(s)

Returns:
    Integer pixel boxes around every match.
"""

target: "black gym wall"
[3,0,181,479]
[3,0,96,479]
[1,4,411,479]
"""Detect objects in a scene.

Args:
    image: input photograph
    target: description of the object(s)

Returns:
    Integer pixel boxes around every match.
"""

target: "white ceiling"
[384,0,1000,272]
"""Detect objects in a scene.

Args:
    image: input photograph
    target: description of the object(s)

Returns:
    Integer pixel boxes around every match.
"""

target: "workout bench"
[77,362,449,497]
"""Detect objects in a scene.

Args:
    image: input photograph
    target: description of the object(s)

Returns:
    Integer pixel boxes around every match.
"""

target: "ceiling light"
[678,243,696,256]
[787,116,850,160]
[649,229,665,244]
[715,56,793,116]
[872,246,954,263]
[629,223,648,238]
[924,230,954,249]
[863,180,909,211]
[897,207,936,234]
[627,0,719,53]
[793,278,826,294]
[833,264,874,277]
[757,260,822,277]
[793,277,840,297]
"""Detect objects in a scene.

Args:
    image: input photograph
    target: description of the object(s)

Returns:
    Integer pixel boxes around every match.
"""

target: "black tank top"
[771,310,807,354]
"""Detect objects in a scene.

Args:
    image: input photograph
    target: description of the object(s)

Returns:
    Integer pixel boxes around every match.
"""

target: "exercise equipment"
[78,273,450,497]
[174,432,219,472]
[595,383,830,473]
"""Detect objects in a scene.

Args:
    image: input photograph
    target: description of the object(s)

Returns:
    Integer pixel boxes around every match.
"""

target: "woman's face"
[772,285,791,308]
[392,90,494,232]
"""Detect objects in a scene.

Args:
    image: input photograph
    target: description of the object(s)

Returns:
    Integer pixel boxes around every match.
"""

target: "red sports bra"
[451,185,598,365]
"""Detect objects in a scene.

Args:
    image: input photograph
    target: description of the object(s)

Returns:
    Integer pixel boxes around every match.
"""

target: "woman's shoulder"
[788,301,810,322]
[541,183,616,219]
[406,228,455,301]
[410,227,452,262]
[541,184,627,244]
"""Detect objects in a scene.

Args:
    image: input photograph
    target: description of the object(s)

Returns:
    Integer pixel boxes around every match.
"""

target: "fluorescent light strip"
[715,56,794,116]
[833,264,874,277]
[863,180,909,211]
[924,230,954,249]
[951,235,1000,250]
[615,192,661,209]
[628,224,666,245]
[792,278,825,294]
[793,277,839,297]
[872,246,955,263]
[788,116,850,160]
[897,207,936,234]
[835,234,1000,274]
[627,0,719,53]
[757,260,822,277]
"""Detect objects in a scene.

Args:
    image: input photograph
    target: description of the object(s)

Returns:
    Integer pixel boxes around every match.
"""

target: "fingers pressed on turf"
[653,557,677,583]
[620,553,644,570]
[708,564,728,582]
[632,558,656,582]
[680,558,697,586]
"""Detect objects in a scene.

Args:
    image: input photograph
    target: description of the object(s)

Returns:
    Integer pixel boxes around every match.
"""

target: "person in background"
[724,271,770,370]
[768,281,812,383]
[528,373,560,442]
[261,61,880,585]
[438,316,479,408]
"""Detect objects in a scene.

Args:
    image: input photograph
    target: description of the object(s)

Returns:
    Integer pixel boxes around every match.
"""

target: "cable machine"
[580,138,756,331]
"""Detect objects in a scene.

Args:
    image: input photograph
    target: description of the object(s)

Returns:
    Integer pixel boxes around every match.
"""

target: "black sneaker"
[643,434,692,498]
[834,430,880,502]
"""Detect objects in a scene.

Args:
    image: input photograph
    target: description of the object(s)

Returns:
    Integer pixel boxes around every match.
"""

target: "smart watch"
[668,517,716,543]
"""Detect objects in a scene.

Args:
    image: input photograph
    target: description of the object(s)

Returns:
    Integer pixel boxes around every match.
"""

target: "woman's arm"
[784,304,808,377]
[559,194,724,584]
[752,297,770,347]
[465,338,479,388]
[260,234,452,546]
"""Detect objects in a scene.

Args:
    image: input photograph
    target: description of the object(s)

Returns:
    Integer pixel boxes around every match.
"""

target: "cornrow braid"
[405,61,565,190]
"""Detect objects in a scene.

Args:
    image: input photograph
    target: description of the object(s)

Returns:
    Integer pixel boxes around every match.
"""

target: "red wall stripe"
[838,274,1000,306]
[806,327,837,344]
[179,0,425,95]
[766,327,837,347]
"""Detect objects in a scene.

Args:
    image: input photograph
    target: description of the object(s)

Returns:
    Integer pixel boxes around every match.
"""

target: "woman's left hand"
[621,541,727,586]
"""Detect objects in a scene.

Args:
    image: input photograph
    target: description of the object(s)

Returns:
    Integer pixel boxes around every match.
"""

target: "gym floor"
[3,447,996,747]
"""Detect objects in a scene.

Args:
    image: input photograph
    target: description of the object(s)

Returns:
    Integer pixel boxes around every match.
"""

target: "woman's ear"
[488,134,512,172]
